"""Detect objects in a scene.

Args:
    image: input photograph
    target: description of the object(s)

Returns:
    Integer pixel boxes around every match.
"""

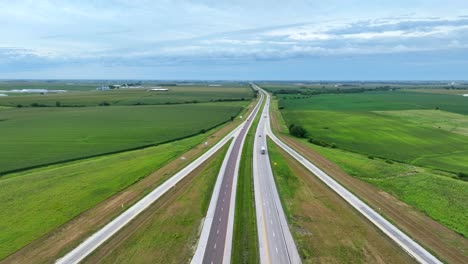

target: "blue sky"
[0,0,467,80]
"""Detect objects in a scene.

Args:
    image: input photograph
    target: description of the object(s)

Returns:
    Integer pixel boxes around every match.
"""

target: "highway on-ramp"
[253,84,442,264]
[253,94,301,264]
[192,91,264,264]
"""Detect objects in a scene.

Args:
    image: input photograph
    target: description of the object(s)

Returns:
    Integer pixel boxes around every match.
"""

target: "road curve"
[192,91,264,264]
[254,84,442,264]
[253,90,301,264]
[56,96,262,264]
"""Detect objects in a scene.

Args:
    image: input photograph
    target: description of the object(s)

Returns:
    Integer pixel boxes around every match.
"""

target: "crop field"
[376,110,468,136]
[0,85,253,107]
[283,110,468,173]
[0,102,245,174]
[267,139,416,263]
[276,90,468,174]
[0,131,218,259]
[279,91,468,114]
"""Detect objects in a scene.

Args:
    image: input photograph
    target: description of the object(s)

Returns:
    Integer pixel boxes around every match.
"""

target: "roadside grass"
[231,99,262,264]
[282,109,468,174]
[0,85,253,107]
[375,109,468,136]
[266,139,416,263]
[279,91,468,115]
[0,131,221,260]
[292,138,468,238]
[91,143,229,263]
[0,102,245,174]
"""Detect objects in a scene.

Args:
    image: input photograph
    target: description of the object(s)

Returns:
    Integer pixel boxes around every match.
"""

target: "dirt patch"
[2,100,257,264]
[276,134,468,263]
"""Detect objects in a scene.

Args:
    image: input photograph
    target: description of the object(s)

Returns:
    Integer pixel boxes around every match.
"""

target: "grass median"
[231,98,264,264]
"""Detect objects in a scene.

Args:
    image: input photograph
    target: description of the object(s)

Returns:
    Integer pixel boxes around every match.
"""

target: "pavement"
[253,92,301,264]
[253,84,442,264]
[56,95,262,264]
[192,91,264,264]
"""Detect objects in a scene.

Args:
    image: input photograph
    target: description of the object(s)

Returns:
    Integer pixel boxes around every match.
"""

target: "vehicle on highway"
[260,146,266,154]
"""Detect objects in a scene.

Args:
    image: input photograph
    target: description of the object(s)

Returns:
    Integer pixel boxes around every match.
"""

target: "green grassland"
[94,143,228,264]
[282,110,468,173]
[231,99,261,264]
[0,102,245,174]
[376,109,468,136]
[0,132,216,259]
[295,139,468,237]
[279,91,468,115]
[0,85,253,107]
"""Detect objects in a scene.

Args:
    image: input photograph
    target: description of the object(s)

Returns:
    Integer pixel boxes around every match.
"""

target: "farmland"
[276,90,468,174]
[0,102,246,174]
[0,85,253,107]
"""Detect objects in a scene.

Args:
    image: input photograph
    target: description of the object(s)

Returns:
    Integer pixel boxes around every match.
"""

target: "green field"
[0,131,218,259]
[277,90,468,174]
[93,142,228,264]
[282,110,468,173]
[279,91,468,115]
[0,86,253,107]
[0,102,245,174]
[301,140,468,237]
[376,110,468,136]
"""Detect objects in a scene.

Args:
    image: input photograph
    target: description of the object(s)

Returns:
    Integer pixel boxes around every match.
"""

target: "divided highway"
[56,94,263,264]
[192,91,264,264]
[253,92,301,264]
[254,84,442,264]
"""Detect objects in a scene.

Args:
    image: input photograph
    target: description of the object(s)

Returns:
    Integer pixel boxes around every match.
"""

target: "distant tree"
[230,116,235,121]
[17,104,23,108]
[200,129,206,134]
[56,101,61,107]
[99,101,110,106]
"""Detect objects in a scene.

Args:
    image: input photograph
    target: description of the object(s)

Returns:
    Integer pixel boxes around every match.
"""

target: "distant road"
[253,90,301,264]
[192,91,264,264]
[253,84,442,264]
[56,97,263,264]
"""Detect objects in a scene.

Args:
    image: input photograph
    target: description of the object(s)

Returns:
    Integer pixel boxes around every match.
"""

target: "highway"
[192,91,264,264]
[253,93,301,264]
[253,84,442,264]
[56,94,263,264]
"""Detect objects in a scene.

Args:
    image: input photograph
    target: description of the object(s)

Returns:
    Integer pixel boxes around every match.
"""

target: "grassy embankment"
[85,143,230,263]
[0,102,246,174]
[231,98,263,264]
[267,138,416,263]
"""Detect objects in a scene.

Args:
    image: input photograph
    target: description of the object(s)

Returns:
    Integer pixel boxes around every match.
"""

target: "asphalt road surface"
[253,84,441,264]
[253,94,301,264]
[193,91,264,264]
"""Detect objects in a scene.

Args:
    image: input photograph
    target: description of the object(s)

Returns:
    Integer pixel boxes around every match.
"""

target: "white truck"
[260,146,266,155]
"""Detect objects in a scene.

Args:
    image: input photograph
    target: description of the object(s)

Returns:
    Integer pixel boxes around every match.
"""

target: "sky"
[0,0,467,80]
